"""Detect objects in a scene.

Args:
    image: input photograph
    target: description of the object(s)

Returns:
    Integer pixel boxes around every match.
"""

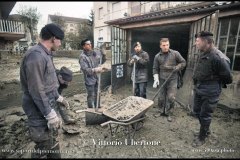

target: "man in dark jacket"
[153,38,186,121]
[56,66,76,125]
[79,39,106,108]
[127,42,149,98]
[192,31,232,147]
[20,23,67,158]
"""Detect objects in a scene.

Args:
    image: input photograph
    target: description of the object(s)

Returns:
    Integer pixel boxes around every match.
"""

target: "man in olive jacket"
[153,38,186,121]
[79,39,106,108]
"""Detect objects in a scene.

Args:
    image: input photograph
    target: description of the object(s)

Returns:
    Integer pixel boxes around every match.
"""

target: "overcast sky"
[10,1,93,33]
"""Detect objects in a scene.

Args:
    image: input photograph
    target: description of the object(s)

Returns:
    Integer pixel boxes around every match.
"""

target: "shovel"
[152,70,174,116]
[132,61,136,95]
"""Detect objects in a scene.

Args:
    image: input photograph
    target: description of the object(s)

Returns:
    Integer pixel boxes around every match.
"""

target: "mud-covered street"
[0,56,240,158]
[0,88,240,158]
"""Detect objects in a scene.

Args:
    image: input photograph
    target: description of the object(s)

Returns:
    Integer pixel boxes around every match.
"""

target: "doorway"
[131,23,191,80]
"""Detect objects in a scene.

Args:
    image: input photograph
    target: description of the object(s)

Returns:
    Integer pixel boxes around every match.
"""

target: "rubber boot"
[192,125,209,147]
[167,101,175,112]
[158,98,164,109]
[48,127,61,158]
[59,105,76,125]
[193,117,210,137]
[88,100,95,108]
[48,143,61,159]
[167,115,172,122]
[193,129,211,137]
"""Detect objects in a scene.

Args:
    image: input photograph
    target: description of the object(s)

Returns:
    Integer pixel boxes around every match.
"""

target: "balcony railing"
[0,19,24,33]
[139,2,200,16]
[102,2,200,22]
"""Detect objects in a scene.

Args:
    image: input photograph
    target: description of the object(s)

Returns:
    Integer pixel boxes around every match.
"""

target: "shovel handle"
[152,70,174,101]
[132,62,136,95]
[96,51,103,109]
[100,120,113,127]
[75,109,88,113]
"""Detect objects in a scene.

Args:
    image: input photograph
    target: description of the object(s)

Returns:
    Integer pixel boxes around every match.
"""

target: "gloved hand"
[132,55,140,61]
[173,65,181,72]
[62,98,70,109]
[153,74,159,88]
[45,109,62,130]
[92,66,103,73]
[56,95,70,109]
[100,64,110,71]
[130,59,135,64]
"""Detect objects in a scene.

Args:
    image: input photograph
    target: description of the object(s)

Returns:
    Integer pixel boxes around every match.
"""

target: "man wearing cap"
[192,31,232,147]
[153,38,186,122]
[20,23,66,158]
[79,39,106,108]
[127,42,149,98]
[56,66,76,125]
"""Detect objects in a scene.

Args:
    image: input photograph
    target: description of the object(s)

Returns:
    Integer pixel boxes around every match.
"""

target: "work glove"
[100,64,110,71]
[92,66,103,73]
[173,65,181,72]
[153,74,159,88]
[132,55,140,61]
[130,59,135,64]
[45,109,62,130]
[56,95,70,109]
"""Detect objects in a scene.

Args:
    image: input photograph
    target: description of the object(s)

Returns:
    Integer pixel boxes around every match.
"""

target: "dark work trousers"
[27,97,61,159]
[29,125,60,159]
[193,92,219,127]
[85,83,98,108]
[158,78,177,113]
[134,82,147,98]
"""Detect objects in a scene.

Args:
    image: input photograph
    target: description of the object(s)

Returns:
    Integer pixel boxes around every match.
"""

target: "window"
[217,17,240,71]
[99,7,103,20]
[70,24,73,27]
[112,2,121,19]
[99,29,103,37]
[70,29,74,32]
[131,2,141,16]
[98,29,103,41]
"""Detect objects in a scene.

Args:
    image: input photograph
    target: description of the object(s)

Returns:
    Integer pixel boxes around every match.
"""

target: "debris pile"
[104,96,153,121]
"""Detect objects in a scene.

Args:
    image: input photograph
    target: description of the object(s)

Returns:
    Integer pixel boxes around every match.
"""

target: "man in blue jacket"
[79,39,106,108]
[20,23,67,158]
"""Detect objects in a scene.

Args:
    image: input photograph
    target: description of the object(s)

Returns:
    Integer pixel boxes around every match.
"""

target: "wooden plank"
[217,21,221,48]
[224,19,231,55]
[232,20,240,70]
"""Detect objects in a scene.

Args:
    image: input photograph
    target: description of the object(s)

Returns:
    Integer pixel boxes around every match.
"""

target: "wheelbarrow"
[100,96,154,144]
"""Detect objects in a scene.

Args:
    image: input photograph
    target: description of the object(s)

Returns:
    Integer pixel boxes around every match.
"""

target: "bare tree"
[88,9,94,27]
[52,13,67,31]
[17,5,41,44]
[50,12,93,50]
[79,22,93,44]
[50,13,68,49]
[65,32,81,50]
[88,9,94,46]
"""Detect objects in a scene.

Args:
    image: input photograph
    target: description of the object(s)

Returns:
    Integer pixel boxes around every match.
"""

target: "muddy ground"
[0,56,239,158]
[0,56,79,82]
[0,85,240,158]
